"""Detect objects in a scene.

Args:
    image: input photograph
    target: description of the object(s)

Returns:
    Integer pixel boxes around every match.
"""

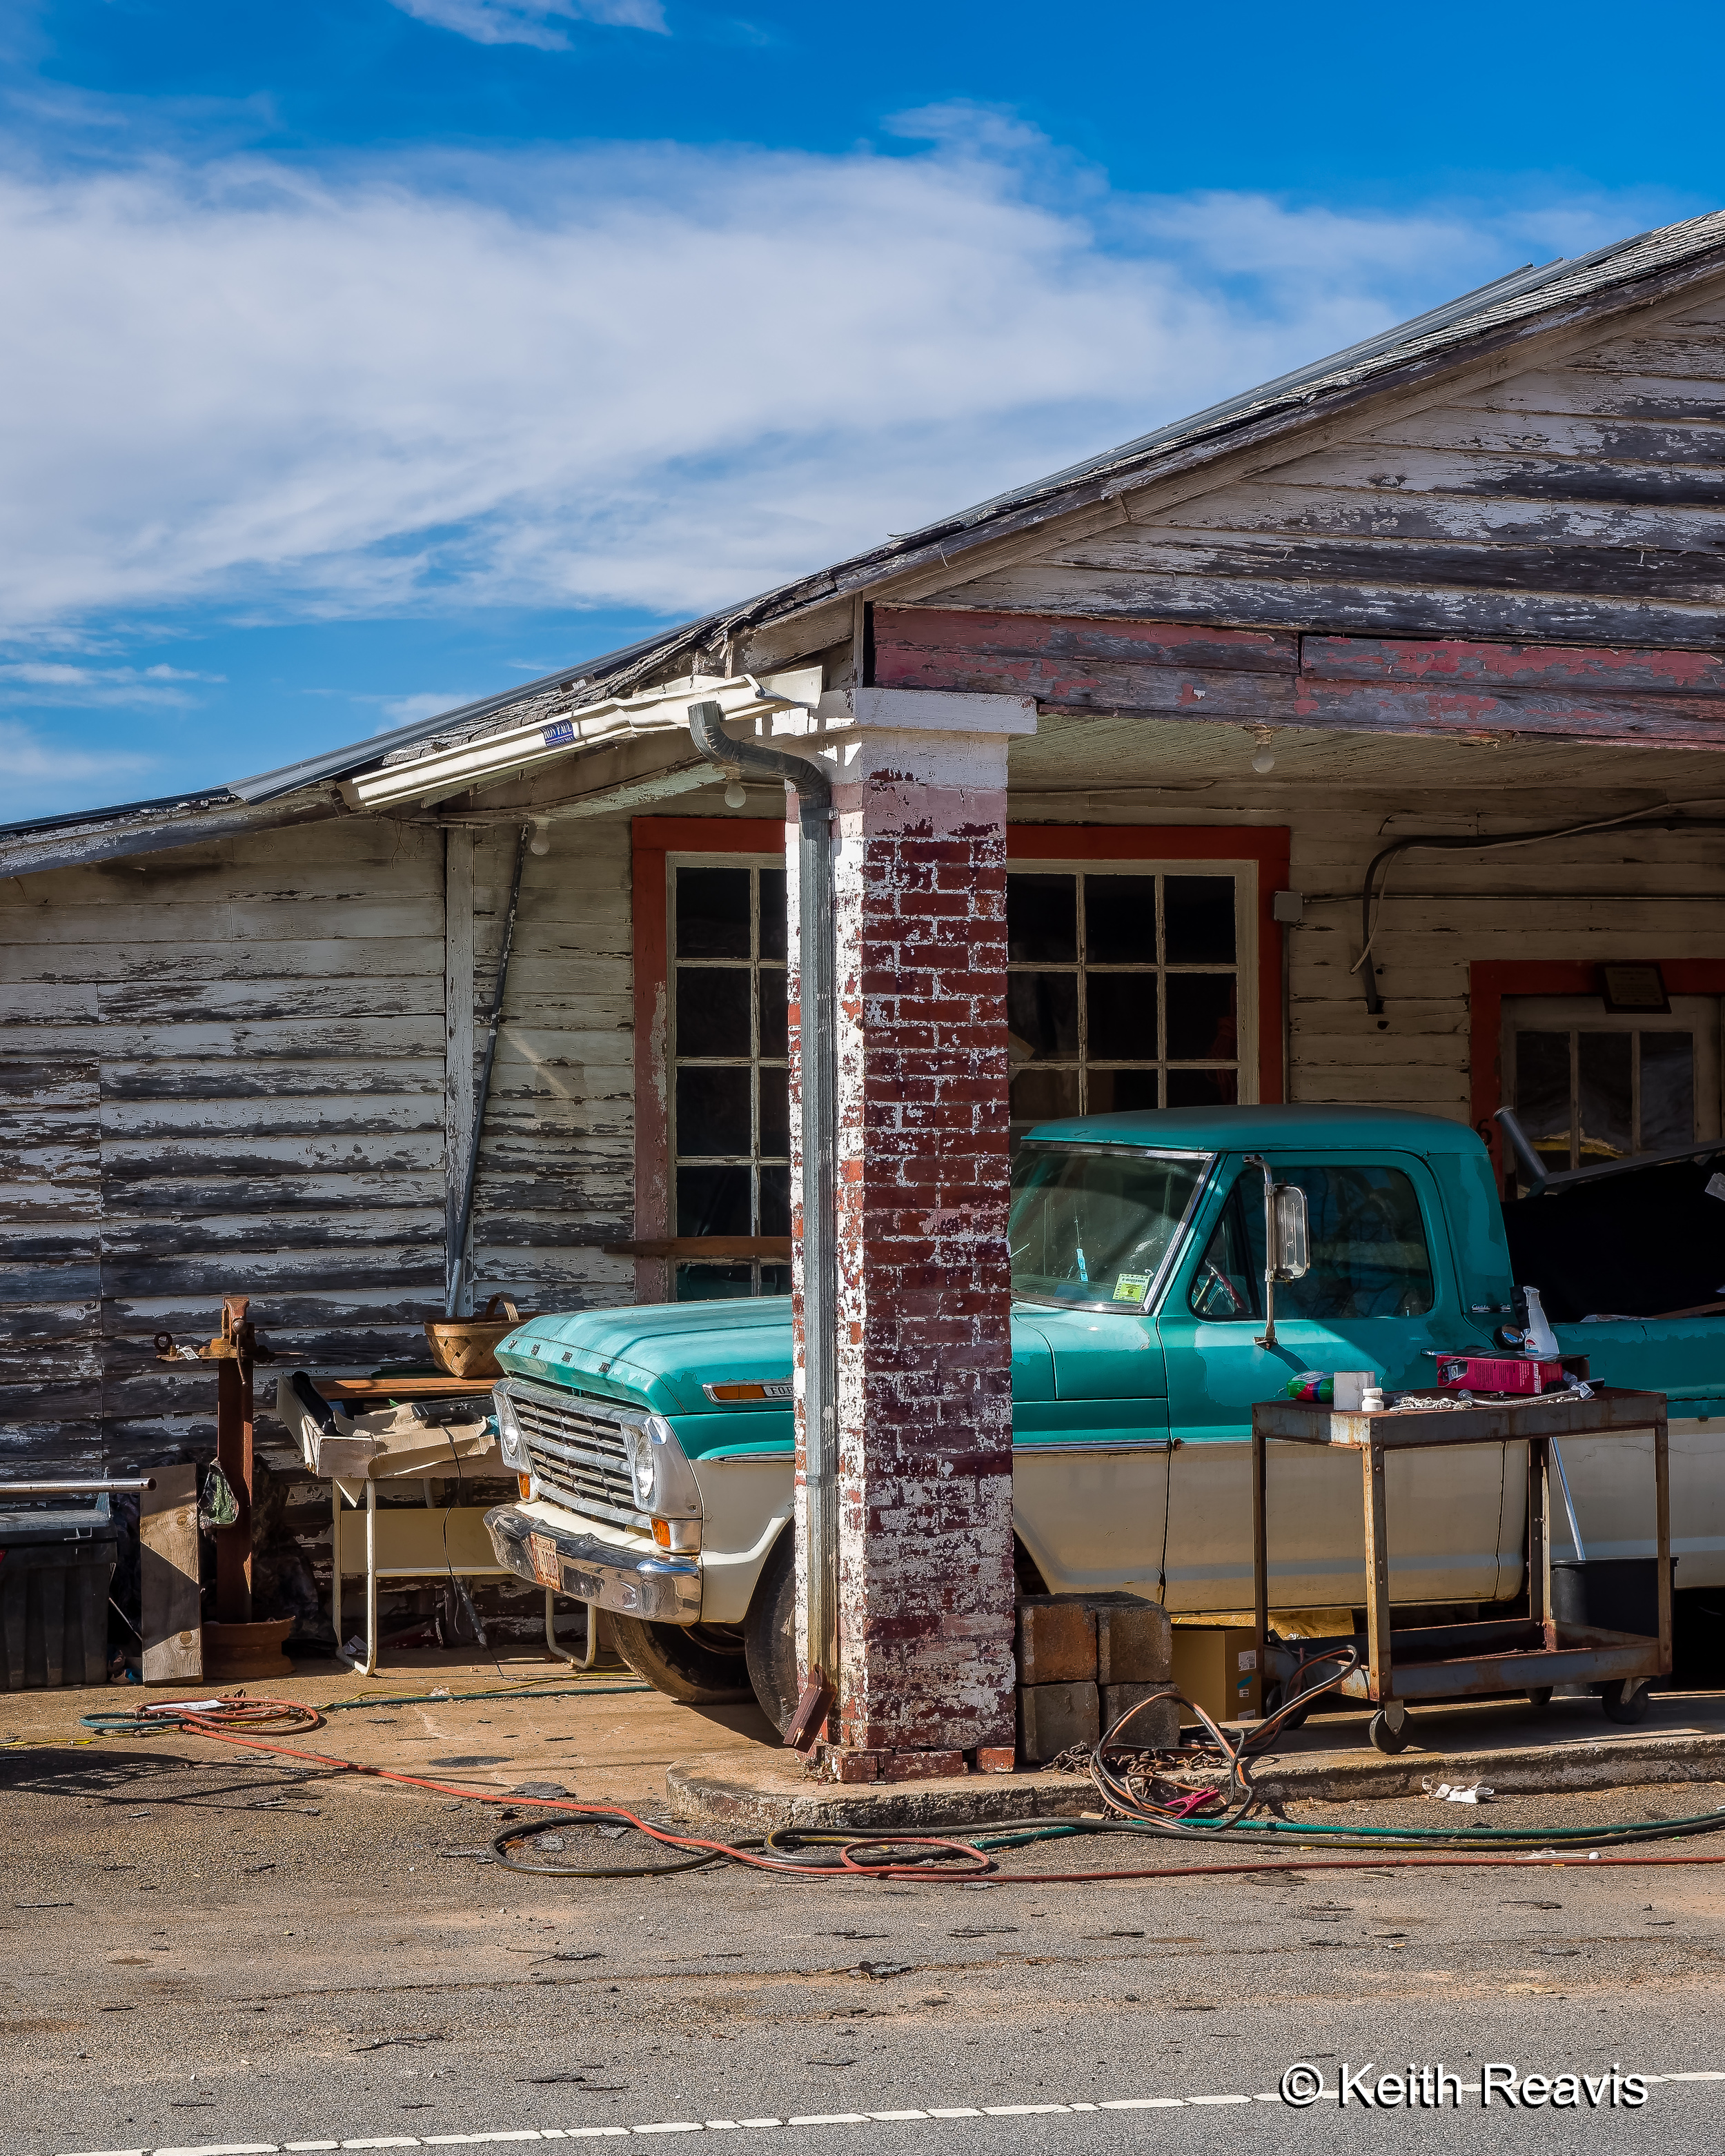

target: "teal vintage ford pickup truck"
[482,1105,1725,1726]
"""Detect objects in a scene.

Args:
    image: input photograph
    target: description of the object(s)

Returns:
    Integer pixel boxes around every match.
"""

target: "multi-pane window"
[1007,868,1245,1143]
[671,861,791,1302]
[1506,997,1721,1179]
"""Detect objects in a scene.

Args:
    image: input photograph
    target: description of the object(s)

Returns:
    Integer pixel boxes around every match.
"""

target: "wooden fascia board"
[0,787,346,880]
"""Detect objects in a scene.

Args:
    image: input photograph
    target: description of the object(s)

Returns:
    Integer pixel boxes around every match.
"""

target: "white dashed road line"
[57,2078,1725,2156]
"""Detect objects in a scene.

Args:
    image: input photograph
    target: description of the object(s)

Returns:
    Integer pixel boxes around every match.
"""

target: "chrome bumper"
[484,1503,701,1623]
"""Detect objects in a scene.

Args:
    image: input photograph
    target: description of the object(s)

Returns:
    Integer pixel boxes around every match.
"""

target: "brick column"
[782,686,1036,1775]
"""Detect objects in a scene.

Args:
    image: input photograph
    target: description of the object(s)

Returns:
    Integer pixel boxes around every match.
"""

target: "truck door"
[1154,1152,1506,1610]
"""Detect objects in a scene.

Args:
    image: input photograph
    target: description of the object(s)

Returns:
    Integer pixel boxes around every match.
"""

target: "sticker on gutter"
[542,719,576,746]
[1113,1275,1150,1302]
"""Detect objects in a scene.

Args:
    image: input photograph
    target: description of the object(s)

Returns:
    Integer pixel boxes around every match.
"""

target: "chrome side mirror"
[1270,1185,1310,1282]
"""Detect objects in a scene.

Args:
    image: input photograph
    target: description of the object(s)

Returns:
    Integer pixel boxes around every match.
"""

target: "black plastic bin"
[1551,1555,1669,1642]
[0,1503,118,1690]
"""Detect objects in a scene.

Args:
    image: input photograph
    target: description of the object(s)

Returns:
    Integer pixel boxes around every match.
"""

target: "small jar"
[1360,1386,1386,1412]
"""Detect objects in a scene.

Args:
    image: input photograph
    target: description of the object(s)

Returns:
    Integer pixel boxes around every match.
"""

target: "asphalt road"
[4,1726,1724,2156]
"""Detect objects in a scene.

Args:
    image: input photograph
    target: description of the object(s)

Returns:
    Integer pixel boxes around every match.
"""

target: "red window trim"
[632,815,1290,1298]
[1470,959,1725,1185]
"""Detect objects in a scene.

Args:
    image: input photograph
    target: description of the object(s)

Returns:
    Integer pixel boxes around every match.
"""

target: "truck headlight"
[493,1386,528,1472]
[622,1414,701,1521]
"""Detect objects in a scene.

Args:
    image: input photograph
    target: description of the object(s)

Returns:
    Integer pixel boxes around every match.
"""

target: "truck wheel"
[744,1527,799,1737]
[607,1615,752,1705]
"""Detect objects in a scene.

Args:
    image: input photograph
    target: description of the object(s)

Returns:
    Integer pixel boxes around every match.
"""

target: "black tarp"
[1502,1154,1725,1321]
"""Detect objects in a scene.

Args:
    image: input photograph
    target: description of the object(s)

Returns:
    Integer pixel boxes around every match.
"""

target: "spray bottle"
[1522,1285,1561,1361]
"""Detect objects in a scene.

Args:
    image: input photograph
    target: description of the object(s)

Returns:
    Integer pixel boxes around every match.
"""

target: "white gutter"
[344,668,823,811]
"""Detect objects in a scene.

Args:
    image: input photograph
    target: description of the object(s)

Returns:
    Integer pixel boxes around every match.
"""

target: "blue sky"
[0,0,1717,818]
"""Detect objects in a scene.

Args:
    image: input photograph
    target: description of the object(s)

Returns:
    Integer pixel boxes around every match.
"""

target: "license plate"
[527,1533,562,1590]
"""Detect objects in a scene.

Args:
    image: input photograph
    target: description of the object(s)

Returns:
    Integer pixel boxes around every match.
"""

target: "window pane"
[1011,1067,1080,1134]
[676,1066,751,1156]
[676,865,751,959]
[1578,1033,1633,1162]
[759,1263,793,1298]
[677,1164,751,1236]
[1189,1182,1263,1321]
[1087,973,1159,1060]
[1087,1069,1160,1115]
[759,869,788,962]
[1641,1032,1695,1152]
[1008,971,1079,1057]
[1167,1067,1239,1108]
[1166,973,1238,1060]
[759,1164,791,1236]
[1164,877,1236,964]
[1251,1165,1435,1321]
[758,969,789,1060]
[1515,1031,1572,1166]
[676,965,751,1058]
[758,1065,790,1156]
[1083,875,1157,965]
[1009,1145,1205,1306]
[676,1261,756,1302]
[1007,873,1078,962]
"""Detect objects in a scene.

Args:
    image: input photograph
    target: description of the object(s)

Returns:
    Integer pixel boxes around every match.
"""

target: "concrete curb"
[668,1728,1725,1831]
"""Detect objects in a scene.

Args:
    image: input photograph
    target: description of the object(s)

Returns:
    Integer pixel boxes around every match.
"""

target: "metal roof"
[15,206,1725,841]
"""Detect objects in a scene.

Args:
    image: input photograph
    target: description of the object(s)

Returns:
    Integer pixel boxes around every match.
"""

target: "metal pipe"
[1550,1438,1588,1563]
[446,824,531,1319]
[1243,1153,1281,1350]
[0,1478,156,1495]
[688,699,840,1702]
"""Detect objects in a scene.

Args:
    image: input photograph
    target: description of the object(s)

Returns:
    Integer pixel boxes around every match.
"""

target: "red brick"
[882,1748,967,1782]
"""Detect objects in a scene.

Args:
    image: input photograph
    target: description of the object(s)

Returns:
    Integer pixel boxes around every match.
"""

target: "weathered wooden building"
[7,209,1725,1634]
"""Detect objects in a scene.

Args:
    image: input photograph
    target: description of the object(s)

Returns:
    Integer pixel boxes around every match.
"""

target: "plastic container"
[0,1499,118,1690]
[1550,1556,1669,1642]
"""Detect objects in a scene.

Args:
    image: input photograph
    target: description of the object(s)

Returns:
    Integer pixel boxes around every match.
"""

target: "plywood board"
[139,1462,202,1685]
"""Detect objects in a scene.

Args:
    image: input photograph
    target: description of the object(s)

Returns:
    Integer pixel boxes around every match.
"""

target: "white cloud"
[0,660,224,705]
[0,124,1682,635]
[0,719,154,787]
[372,690,484,726]
[387,0,667,46]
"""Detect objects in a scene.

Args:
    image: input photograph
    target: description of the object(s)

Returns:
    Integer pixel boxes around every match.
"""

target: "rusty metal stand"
[1252,1385,1673,1752]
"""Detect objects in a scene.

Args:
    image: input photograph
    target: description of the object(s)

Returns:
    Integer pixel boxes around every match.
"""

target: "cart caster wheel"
[1599,1680,1650,1725]
[1527,1687,1553,1710]
[1368,1710,1410,1754]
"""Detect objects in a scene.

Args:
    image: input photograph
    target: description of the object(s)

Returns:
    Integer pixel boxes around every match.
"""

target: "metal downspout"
[445,824,531,1320]
[687,700,840,1709]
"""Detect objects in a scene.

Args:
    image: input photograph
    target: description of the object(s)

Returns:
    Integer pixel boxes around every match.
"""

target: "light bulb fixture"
[1250,726,1278,775]
[529,818,552,856]
[723,767,747,809]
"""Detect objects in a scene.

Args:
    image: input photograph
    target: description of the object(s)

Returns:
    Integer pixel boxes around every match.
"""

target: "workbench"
[276,1372,601,1678]
[1251,1385,1672,1752]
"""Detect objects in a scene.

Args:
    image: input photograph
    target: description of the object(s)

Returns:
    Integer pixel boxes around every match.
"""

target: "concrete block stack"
[1016,1592,1179,1763]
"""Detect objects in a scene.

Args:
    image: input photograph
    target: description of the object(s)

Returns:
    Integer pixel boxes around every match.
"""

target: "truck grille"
[506,1380,650,1533]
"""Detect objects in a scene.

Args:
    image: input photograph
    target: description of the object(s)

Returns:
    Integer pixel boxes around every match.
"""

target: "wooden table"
[275,1371,600,1678]
[1250,1385,1672,1752]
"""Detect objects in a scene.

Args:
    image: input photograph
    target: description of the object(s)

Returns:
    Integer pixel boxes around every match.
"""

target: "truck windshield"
[1009,1145,1208,1308]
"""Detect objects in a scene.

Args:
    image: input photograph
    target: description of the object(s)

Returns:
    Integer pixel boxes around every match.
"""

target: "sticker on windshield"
[1113,1274,1150,1302]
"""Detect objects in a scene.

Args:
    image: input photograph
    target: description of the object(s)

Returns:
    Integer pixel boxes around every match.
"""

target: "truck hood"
[496,1299,1061,1416]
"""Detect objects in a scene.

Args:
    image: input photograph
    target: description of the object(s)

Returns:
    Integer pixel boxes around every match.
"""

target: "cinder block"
[973,1745,1016,1774]
[883,1748,967,1782]
[1017,1680,1100,1763]
[1101,1685,1181,1751]
[1095,1599,1172,1685]
[1017,1598,1098,1685]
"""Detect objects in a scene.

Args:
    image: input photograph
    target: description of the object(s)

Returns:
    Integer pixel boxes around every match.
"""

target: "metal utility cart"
[1251,1385,1672,1752]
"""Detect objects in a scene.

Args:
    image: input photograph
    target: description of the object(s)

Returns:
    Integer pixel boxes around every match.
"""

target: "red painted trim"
[1470,959,1725,1183]
[1007,824,1290,1107]
[631,816,791,1302]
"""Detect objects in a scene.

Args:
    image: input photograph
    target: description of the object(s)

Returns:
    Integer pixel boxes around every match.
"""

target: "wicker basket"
[423,1296,538,1383]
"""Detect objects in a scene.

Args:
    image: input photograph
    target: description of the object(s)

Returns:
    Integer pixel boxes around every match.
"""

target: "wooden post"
[1527,1434,1549,1632]
[215,1298,254,1625]
[1655,1409,1672,1672]
[1362,1437,1392,1703]
[444,829,476,1317]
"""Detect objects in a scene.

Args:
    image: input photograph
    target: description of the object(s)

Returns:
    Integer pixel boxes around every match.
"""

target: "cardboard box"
[1170,1625,1262,1725]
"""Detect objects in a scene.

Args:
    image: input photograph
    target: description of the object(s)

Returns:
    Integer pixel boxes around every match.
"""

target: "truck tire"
[607,1614,752,1705]
[745,1527,799,1737]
